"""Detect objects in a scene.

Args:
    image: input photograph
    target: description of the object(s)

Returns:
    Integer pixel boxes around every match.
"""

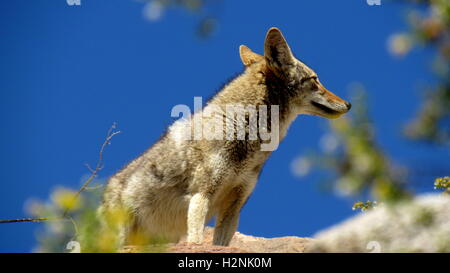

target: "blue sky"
[0,0,448,252]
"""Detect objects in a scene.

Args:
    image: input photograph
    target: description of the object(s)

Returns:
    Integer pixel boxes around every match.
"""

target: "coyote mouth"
[311,101,341,115]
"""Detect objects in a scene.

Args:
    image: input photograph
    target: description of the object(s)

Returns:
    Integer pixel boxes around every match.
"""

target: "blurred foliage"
[434,176,450,194]
[292,86,411,203]
[51,188,83,213]
[292,0,450,208]
[388,0,450,145]
[29,184,103,252]
[352,200,378,211]
[29,183,165,253]
[350,175,449,212]
[141,0,221,38]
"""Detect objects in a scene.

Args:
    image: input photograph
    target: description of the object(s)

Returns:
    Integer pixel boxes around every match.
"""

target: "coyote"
[100,27,351,246]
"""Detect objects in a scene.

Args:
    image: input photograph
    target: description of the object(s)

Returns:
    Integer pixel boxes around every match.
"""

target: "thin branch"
[67,215,79,237]
[0,123,121,224]
[85,163,95,174]
[63,123,121,217]
[0,217,50,224]
[84,184,104,191]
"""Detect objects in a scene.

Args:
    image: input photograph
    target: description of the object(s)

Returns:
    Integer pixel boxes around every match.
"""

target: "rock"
[122,227,312,253]
[168,241,247,253]
[307,194,450,253]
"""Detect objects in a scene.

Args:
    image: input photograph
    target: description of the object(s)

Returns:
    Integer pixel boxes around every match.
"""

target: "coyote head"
[239,27,351,119]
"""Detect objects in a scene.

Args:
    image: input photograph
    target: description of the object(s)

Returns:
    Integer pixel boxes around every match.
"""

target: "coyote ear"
[264,27,295,73]
[239,45,264,67]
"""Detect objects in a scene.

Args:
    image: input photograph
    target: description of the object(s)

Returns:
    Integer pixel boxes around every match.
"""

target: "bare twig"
[62,123,121,218]
[84,184,104,191]
[67,215,79,237]
[0,123,121,224]
[0,217,50,224]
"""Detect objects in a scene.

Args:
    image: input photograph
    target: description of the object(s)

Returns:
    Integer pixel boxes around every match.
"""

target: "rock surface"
[175,228,312,253]
[308,194,450,253]
[122,227,312,253]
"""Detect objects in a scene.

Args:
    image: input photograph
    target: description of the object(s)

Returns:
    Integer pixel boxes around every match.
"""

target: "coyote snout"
[100,27,351,248]
[305,81,352,119]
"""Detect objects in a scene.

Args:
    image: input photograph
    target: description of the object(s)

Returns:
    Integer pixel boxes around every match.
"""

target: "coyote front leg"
[187,192,210,243]
[213,187,247,246]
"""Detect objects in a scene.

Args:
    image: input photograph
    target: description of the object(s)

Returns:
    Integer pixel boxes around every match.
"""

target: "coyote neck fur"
[208,61,298,142]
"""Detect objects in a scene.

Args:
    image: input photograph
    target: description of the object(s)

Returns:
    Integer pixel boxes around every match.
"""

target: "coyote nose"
[345,102,352,111]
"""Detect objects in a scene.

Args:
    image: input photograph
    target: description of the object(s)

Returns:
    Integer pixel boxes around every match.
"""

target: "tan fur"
[100,27,351,247]
[239,45,264,66]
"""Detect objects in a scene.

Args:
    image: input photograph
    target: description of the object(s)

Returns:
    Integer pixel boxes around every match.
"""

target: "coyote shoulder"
[100,27,351,246]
